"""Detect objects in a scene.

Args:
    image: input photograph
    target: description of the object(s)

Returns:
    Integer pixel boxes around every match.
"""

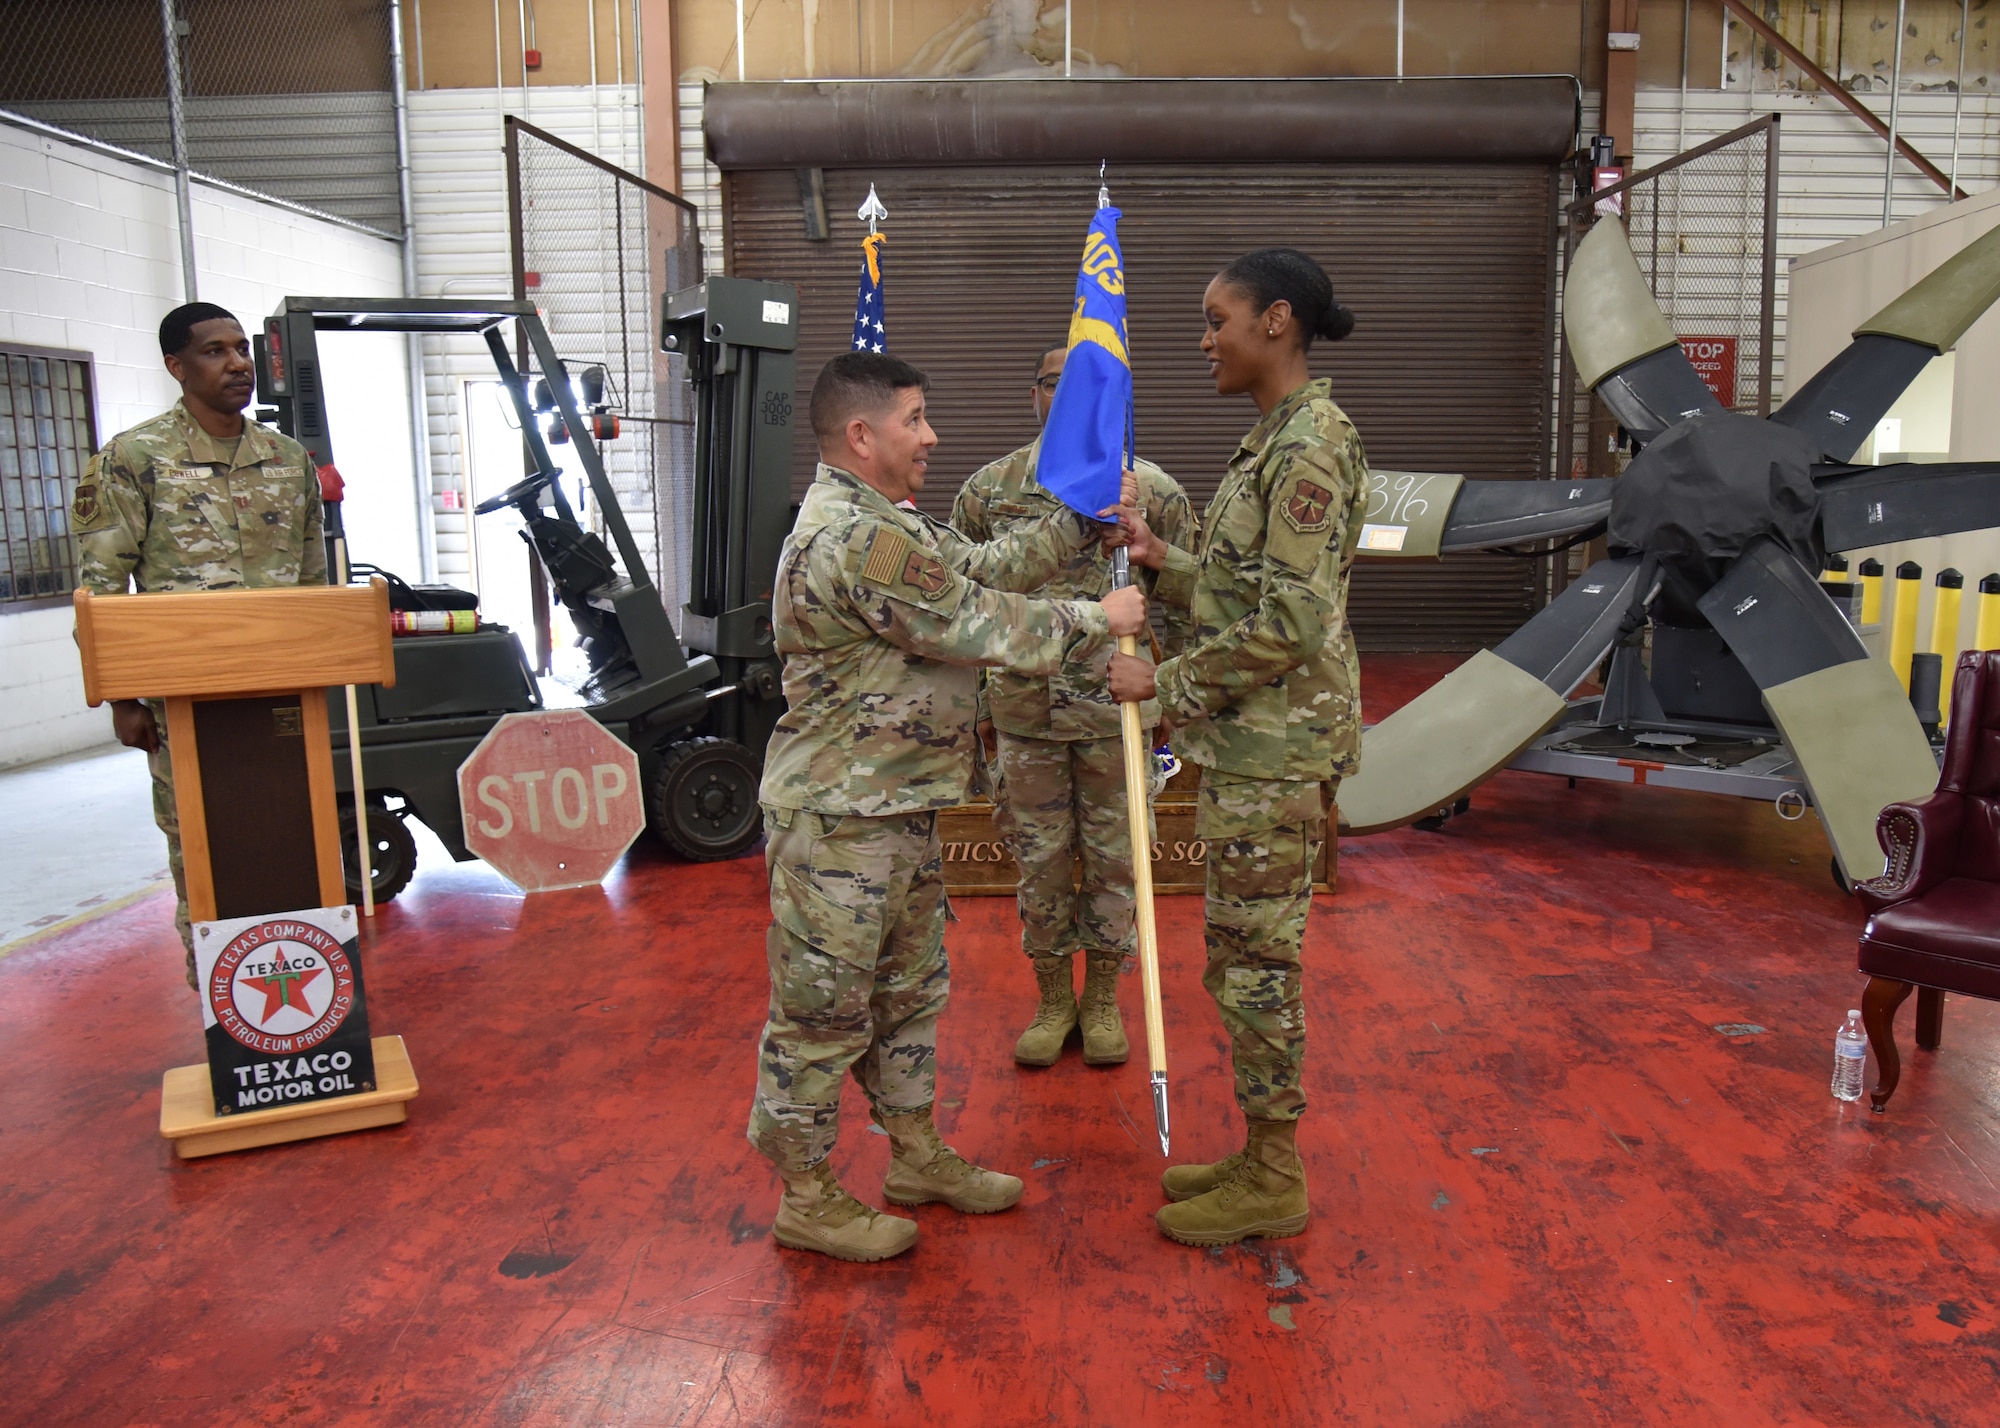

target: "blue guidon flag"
[1037,205,1131,517]
[851,232,887,352]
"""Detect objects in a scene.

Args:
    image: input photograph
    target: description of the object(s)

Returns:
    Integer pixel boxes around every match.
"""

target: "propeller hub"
[1607,410,1826,626]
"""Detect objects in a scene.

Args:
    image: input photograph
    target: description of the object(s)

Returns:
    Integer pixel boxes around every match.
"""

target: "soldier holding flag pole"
[1026,175,1178,1155]
[1109,248,1368,1247]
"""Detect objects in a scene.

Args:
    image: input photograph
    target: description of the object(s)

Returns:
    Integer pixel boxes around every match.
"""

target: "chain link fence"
[0,0,399,234]
[506,118,705,616]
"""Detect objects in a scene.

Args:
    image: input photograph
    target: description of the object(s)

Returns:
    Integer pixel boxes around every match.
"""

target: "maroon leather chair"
[1856,650,2000,1111]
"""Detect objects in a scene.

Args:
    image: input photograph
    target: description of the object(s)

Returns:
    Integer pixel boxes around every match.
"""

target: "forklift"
[253,281,798,901]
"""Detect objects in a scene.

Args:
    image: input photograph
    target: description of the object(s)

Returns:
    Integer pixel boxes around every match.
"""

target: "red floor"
[5,656,1999,1426]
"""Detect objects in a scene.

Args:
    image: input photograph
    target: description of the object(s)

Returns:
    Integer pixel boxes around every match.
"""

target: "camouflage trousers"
[747,805,950,1173]
[992,731,1135,962]
[1194,770,1334,1124]
[145,701,198,987]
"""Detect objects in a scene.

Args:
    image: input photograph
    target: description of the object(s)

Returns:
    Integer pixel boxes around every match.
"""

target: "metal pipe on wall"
[1883,0,1907,226]
[158,0,198,300]
[1397,0,1405,78]
[1948,0,1968,201]
[388,0,438,582]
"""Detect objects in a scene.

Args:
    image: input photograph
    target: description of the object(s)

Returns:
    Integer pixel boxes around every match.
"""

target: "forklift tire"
[649,737,762,862]
[340,803,418,904]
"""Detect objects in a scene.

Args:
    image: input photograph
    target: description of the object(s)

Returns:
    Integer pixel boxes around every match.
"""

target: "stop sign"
[458,710,645,892]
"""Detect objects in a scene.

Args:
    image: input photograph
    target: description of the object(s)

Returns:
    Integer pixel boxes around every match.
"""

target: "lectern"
[74,580,420,1158]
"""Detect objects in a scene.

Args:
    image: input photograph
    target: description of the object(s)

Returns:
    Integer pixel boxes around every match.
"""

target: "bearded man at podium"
[70,302,326,986]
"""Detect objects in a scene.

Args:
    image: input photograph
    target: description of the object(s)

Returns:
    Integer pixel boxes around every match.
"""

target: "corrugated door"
[725,163,1555,651]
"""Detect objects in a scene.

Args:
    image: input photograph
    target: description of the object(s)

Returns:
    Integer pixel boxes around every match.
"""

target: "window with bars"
[0,347,96,606]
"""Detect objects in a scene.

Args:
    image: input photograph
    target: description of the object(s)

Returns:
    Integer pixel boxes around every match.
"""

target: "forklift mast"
[661,278,800,762]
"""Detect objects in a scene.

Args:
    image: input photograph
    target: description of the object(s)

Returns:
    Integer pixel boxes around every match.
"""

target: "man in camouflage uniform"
[752,350,1147,1262]
[72,302,326,986]
[950,343,1197,1068]
[1112,373,1367,1247]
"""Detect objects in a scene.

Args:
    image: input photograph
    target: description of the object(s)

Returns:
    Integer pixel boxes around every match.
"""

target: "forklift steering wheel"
[474,469,555,516]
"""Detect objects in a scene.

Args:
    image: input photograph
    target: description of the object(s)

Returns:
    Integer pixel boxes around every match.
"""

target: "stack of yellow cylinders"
[1890,561,1923,692]
[1858,558,1884,625]
[1979,574,2000,652]
[1932,569,1964,723]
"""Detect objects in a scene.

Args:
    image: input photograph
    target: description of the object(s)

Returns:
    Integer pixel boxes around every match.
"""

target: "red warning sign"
[458,710,645,893]
[1679,335,1738,408]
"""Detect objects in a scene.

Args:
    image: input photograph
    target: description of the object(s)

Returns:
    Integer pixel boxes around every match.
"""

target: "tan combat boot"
[1013,954,1077,1066]
[772,1160,918,1262]
[1160,1141,1248,1203]
[877,1105,1024,1214]
[1079,954,1130,1065]
[1155,1119,1308,1246]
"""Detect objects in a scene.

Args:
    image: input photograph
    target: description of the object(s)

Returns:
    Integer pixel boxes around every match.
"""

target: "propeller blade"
[1773,224,2000,461]
[1696,539,1938,883]
[1437,478,1616,554]
[1767,335,1936,463]
[1339,557,1646,835]
[1349,475,1616,559]
[1564,221,1721,444]
[1818,461,2000,550]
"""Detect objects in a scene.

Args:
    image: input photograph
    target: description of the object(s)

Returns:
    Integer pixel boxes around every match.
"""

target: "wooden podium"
[74,580,419,1158]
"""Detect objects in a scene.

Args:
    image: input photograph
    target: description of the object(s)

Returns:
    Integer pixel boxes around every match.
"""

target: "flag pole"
[1099,160,1170,1158]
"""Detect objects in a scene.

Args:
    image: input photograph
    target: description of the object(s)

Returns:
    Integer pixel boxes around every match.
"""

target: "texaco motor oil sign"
[193,905,376,1118]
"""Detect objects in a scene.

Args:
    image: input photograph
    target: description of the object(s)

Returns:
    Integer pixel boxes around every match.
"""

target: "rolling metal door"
[725,162,1556,651]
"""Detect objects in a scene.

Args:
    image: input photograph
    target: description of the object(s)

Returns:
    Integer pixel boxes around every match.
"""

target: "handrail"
[1716,0,1968,200]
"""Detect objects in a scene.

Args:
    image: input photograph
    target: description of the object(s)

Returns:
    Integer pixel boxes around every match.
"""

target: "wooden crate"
[940,788,1336,897]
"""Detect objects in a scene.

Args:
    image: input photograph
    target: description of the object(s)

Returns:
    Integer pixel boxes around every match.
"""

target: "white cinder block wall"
[0,119,406,770]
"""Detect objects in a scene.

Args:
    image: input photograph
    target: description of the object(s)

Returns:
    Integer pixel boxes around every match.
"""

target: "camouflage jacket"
[950,438,1197,741]
[760,463,1114,816]
[73,400,325,594]
[1152,379,1368,781]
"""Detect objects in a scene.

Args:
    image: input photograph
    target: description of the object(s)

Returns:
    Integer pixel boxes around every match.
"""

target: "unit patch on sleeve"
[1282,477,1335,533]
[70,481,100,525]
[901,549,950,598]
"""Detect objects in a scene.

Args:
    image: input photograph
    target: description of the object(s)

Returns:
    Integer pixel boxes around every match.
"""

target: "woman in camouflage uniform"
[1110,249,1368,1247]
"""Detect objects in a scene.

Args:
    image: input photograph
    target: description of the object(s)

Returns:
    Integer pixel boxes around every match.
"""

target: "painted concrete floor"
[0,739,167,950]
[3,658,1997,1426]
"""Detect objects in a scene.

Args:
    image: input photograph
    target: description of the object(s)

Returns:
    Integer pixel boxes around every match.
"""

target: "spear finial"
[1097,160,1110,211]
[857,183,888,235]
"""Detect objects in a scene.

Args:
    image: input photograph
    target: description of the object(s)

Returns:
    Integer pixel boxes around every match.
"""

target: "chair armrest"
[1855,792,1964,913]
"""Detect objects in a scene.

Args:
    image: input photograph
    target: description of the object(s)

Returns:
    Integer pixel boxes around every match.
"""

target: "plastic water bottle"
[1831,1010,1867,1102]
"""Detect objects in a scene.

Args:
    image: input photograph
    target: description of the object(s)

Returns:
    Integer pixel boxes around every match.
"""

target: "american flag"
[851,232,886,352]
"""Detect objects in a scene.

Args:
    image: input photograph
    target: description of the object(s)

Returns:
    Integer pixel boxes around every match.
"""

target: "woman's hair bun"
[1219,248,1352,351]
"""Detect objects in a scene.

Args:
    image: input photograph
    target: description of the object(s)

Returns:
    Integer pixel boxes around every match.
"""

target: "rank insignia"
[1283,477,1334,532]
[902,550,950,598]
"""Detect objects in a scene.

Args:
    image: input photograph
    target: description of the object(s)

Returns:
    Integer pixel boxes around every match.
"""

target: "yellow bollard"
[1821,553,1851,583]
[1858,558,1884,626]
[1932,569,1964,725]
[1977,573,2000,651]
[1889,561,1923,692]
